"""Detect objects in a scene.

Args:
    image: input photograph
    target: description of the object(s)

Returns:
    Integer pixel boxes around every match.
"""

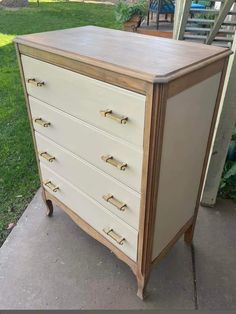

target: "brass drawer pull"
[100,109,128,124]
[27,78,45,87]
[103,194,127,211]
[103,228,125,245]
[101,155,127,171]
[34,118,51,127]
[44,180,59,192]
[39,151,55,163]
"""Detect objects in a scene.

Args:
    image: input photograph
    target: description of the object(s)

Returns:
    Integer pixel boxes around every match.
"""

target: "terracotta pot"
[123,15,142,32]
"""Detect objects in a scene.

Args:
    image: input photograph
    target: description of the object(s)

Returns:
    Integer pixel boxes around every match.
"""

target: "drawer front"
[35,132,140,229]
[41,164,138,261]
[30,96,142,192]
[21,55,145,147]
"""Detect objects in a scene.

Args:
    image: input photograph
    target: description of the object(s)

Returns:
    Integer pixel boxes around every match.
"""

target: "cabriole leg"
[42,189,54,217]
[136,273,149,300]
[45,199,54,217]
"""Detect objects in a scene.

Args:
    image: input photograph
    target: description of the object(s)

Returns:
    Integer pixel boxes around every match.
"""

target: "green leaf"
[219,181,226,189]
[223,163,236,180]
[114,0,148,23]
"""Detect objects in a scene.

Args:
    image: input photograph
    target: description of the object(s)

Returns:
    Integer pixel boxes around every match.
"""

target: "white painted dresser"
[14,26,230,299]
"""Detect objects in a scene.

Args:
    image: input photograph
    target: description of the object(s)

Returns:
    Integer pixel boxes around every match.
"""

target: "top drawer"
[21,55,146,147]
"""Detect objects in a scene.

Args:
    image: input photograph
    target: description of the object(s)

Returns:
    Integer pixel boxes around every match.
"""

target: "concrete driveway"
[0,189,235,309]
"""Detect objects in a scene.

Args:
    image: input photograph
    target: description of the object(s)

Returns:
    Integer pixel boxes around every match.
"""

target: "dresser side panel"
[152,72,221,259]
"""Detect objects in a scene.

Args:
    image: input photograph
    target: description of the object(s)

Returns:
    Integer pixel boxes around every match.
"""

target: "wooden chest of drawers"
[14,26,230,299]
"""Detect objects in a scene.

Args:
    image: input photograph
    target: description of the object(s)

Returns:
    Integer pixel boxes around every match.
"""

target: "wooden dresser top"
[14,26,231,83]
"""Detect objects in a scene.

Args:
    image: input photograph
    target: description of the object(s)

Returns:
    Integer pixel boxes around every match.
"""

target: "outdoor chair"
[147,0,206,29]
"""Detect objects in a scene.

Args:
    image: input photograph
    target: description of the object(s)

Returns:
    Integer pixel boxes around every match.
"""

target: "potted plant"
[115,0,148,32]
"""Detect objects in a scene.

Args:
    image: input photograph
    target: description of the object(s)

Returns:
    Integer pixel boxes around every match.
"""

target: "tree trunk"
[1,0,28,7]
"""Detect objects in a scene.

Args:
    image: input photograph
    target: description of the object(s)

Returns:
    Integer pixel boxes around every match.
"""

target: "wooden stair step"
[217,29,235,35]
[184,34,207,40]
[183,39,231,48]
[183,34,233,42]
[189,9,236,15]
[222,21,236,26]
[185,27,235,35]
[213,36,234,42]
[189,9,219,14]
[185,27,211,33]
[187,19,236,26]
[212,42,232,48]
[187,18,214,24]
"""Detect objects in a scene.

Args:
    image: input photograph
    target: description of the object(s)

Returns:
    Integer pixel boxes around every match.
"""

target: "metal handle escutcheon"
[34,118,51,127]
[101,155,127,171]
[39,151,55,163]
[103,194,127,211]
[27,78,45,87]
[100,109,128,124]
[103,228,125,245]
[44,180,59,192]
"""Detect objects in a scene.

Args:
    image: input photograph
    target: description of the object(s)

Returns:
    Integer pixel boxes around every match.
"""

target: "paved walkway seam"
[191,243,198,310]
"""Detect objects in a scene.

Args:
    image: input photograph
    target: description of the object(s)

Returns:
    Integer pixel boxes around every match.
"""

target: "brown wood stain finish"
[15,26,231,299]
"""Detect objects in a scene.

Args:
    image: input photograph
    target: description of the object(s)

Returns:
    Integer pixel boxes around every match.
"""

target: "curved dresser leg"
[42,189,54,217]
[45,199,54,217]
[136,274,147,300]
[137,285,145,300]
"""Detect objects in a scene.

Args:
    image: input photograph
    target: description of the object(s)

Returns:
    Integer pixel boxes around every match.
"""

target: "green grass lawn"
[0,0,121,246]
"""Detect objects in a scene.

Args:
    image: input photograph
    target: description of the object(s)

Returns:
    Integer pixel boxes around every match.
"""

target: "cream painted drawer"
[21,55,145,147]
[35,132,140,229]
[41,163,138,261]
[29,96,142,192]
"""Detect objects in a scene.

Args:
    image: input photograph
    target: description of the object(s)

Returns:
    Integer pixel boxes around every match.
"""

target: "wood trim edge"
[15,43,45,194]
[18,44,147,95]
[137,83,168,281]
[153,50,232,84]
[184,56,230,243]
[168,58,225,98]
[15,38,231,84]
[44,189,138,276]
[16,42,138,279]
[151,217,194,267]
